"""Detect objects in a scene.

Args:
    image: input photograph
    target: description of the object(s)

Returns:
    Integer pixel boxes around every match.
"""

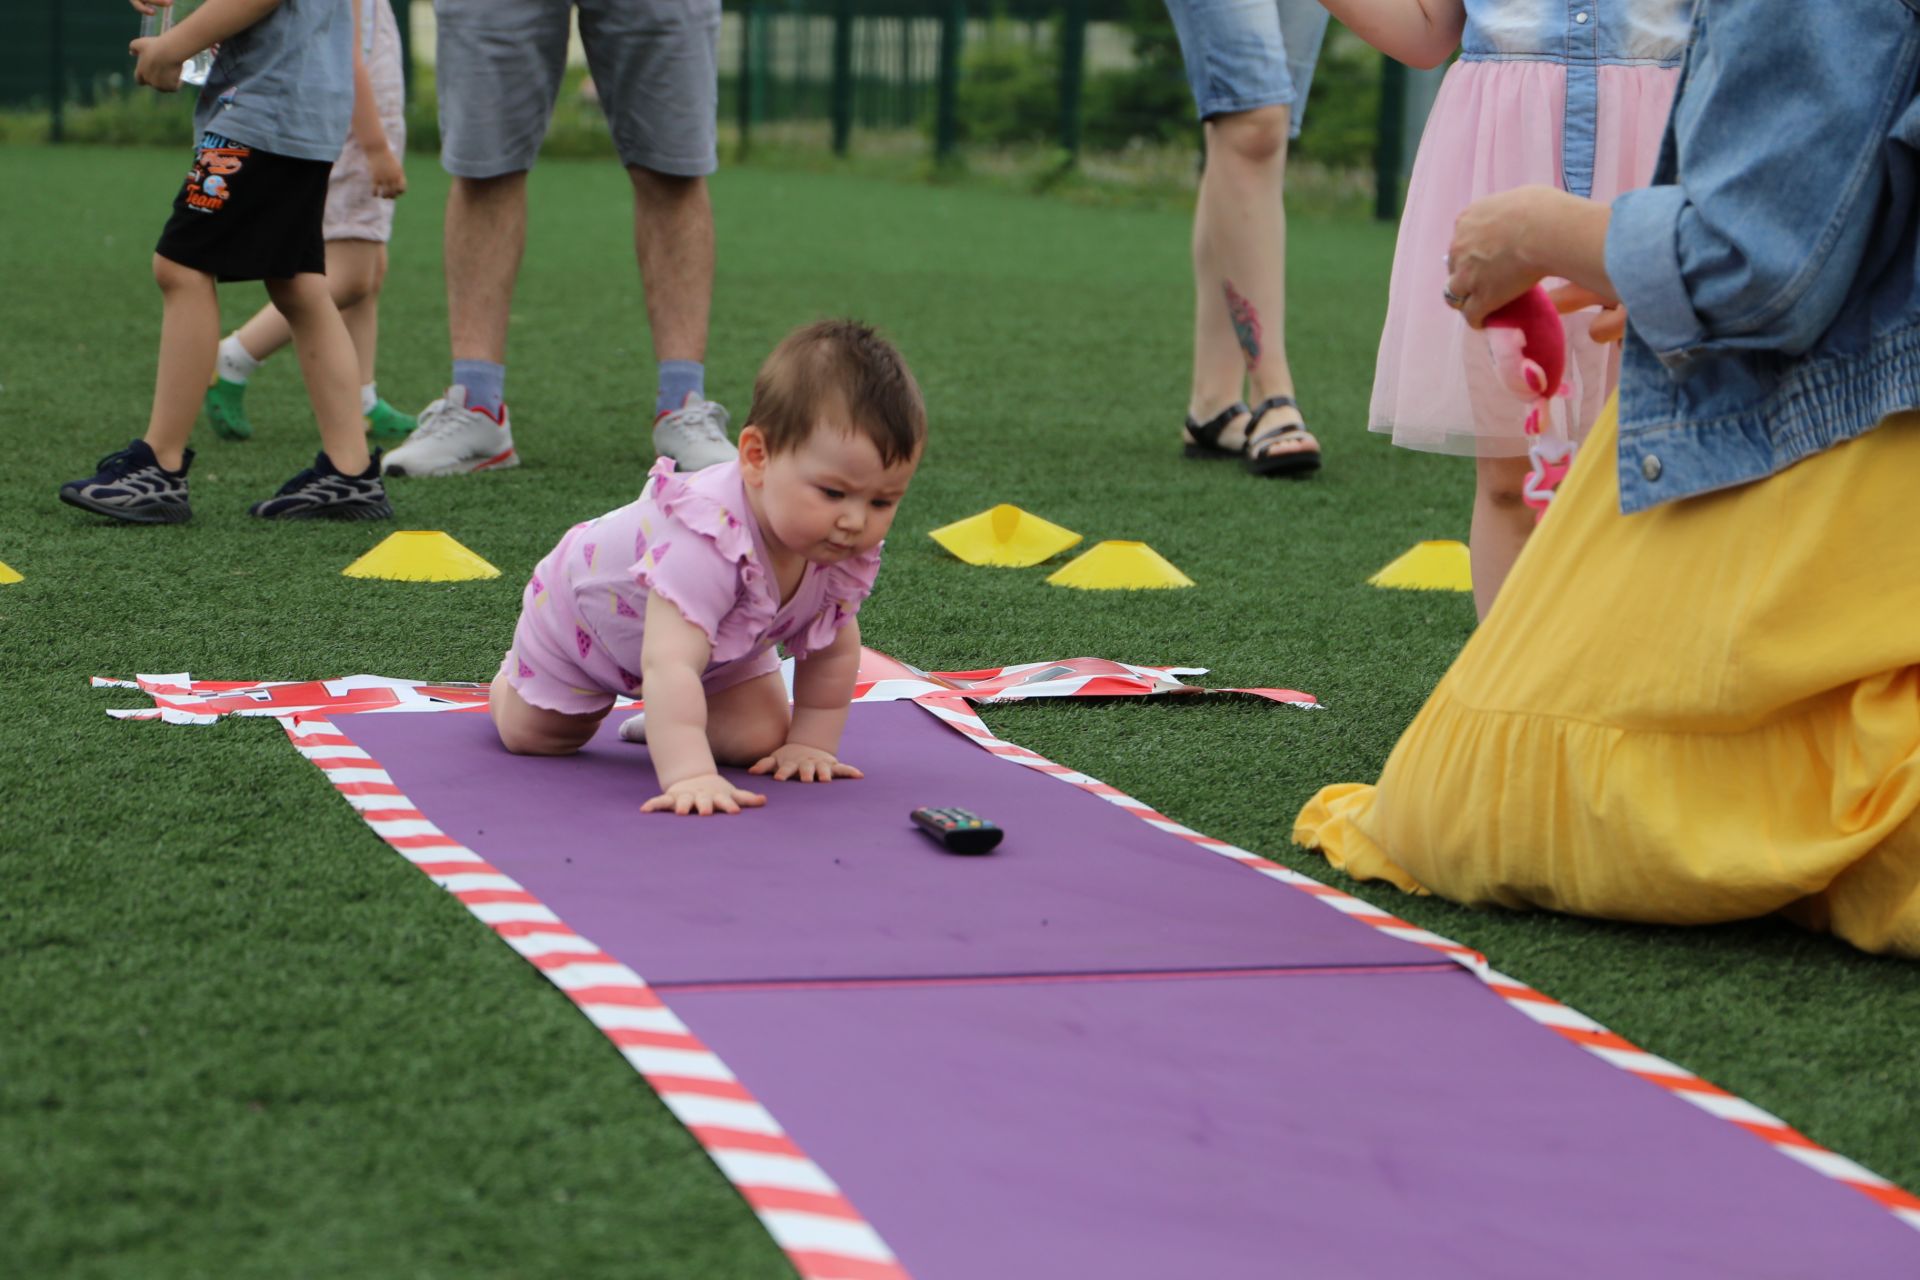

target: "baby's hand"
[1548,283,1627,344]
[642,774,767,816]
[748,744,864,784]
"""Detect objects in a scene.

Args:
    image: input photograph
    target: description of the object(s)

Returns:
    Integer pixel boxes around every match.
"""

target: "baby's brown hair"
[747,319,926,466]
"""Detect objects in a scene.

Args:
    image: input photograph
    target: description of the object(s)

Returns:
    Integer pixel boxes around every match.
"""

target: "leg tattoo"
[1223,280,1263,370]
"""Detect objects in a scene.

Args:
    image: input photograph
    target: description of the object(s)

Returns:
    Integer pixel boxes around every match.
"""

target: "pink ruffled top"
[540,458,883,694]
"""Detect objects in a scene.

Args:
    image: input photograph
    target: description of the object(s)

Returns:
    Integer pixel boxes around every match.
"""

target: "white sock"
[618,712,647,743]
[360,382,378,415]
[216,334,262,384]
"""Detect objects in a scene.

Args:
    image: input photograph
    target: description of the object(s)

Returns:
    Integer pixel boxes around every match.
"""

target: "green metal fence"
[9,2,147,135]
[6,2,1431,215]
[724,1,1119,160]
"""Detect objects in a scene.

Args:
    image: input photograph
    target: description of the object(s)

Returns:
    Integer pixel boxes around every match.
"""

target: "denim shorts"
[1164,0,1330,136]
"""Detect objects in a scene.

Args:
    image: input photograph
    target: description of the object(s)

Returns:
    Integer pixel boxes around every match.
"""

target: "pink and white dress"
[500,459,883,717]
[1370,0,1688,457]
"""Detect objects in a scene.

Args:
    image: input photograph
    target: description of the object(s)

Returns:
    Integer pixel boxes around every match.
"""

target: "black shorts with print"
[154,132,331,282]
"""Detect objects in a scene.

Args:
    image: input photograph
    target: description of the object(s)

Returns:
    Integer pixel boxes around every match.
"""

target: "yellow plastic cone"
[342,531,500,582]
[1369,540,1472,592]
[0,560,20,585]
[929,503,1082,568]
[1046,540,1194,590]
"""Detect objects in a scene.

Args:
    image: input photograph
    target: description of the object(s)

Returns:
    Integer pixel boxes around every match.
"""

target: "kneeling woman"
[1295,0,1920,958]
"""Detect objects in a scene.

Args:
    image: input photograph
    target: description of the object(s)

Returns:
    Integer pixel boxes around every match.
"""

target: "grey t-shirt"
[194,0,353,162]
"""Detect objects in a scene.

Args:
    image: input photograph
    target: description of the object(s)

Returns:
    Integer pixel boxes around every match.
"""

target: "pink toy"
[1484,285,1574,518]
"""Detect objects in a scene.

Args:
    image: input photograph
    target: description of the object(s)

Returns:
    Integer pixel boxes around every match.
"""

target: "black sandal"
[1181,401,1250,460]
[1243,395,1322,477]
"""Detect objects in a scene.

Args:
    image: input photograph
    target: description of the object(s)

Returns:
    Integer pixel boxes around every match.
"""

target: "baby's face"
[757,424,919,565]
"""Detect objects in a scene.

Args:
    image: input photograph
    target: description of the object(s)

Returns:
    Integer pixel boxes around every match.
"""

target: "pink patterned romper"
[499,459,884,717]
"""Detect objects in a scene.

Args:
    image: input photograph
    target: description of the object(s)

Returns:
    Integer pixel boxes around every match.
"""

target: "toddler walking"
[60,0,391,524]
[204,0,415,448]
[491,320,926,816]
[1323,0,1686,615]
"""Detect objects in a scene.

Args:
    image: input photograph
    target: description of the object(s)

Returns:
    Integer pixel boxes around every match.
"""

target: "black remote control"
[910,806,1004,855]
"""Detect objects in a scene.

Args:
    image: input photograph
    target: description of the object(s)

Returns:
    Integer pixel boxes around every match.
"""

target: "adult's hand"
[1446,186,1614,330]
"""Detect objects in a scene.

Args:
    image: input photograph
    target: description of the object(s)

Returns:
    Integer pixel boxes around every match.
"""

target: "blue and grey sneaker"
[249,450,393,521]
[59,439,193,524]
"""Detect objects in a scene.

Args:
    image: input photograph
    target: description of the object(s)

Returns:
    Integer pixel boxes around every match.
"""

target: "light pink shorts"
[322,0,407,243]
[497,549,781,720]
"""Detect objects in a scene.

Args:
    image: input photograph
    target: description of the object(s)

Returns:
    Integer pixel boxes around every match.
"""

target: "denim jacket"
[1606,0,1920,513]
[1461,0,1689,197]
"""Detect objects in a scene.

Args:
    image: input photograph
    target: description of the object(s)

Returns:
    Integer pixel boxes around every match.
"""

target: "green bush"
[948,20,1060,148]
[1294,22,1381,171]
[1076,9,1382,168]
[9,10,1387,177]
[1081,0,1193,151]
[32,77,197,148]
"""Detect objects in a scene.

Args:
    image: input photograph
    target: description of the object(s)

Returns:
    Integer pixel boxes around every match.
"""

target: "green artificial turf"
[2,144,1915,1276]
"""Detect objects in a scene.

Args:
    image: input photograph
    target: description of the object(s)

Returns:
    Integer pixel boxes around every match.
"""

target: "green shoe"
[365,397,417,445]
[203,377,253,440]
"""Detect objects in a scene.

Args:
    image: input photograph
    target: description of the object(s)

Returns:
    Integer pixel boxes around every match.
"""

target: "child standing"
[1323,0,1686,615]
[60,0,392,524]
[203,0,415,448]
[491,320,926,817]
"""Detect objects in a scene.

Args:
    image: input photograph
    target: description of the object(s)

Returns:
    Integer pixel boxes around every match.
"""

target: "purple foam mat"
[668,969,1920,1279]
[337,703,1435,985]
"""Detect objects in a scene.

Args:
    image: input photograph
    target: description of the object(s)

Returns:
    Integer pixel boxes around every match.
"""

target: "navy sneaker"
[59,440,194,524]
[249,450,394,521]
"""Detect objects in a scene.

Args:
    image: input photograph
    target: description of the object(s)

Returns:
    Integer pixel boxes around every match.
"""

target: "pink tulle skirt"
[1370,60,1678,456]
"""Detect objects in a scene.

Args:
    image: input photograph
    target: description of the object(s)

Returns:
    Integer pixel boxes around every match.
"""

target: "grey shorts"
[434,0,720,179]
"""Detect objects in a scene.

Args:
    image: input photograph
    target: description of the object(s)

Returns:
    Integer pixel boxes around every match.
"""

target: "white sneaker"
[382,386,519,477]
[652,394,735,471]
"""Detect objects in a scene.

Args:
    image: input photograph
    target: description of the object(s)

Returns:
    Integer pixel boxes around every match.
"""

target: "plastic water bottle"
[138,4,214,88]
[182,47,214,88]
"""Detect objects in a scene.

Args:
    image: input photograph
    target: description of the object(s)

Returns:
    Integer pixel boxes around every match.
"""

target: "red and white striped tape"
[104,672,1920,1245]
[281,713,910,1280]
[909,697,1920,1236]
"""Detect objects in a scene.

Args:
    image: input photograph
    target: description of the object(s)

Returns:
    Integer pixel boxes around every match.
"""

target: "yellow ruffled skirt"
[1295,400,1920,957]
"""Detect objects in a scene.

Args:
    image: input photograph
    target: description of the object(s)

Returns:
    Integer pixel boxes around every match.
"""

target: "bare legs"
[490,669,607,756]
[629,166,714,367]
[230,239,389,383]
[1186,104,1318,462]
[492,666,788,766]
[144,256,367,474]
[264,273,372,475]
[437,165,714,377]
[339,256,384,387]
[1471,454,1533,620]
[145,255,221,470]
[445,173,528,365]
